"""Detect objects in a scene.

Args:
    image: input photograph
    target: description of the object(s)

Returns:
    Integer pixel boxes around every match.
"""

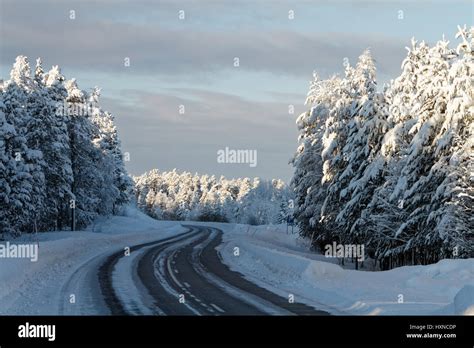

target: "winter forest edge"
[0,26,473,271]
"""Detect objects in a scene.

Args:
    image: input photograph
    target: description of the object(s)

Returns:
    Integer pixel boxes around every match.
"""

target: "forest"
[291,26,473,268]
[0,57,132,236]
[134,169,291,225]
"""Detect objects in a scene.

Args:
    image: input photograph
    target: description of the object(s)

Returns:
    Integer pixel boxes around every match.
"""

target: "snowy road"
[60,225,328,315]
[3,215,472,316]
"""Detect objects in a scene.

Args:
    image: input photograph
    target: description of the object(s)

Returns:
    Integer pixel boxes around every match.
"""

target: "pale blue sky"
[1,0,472,181]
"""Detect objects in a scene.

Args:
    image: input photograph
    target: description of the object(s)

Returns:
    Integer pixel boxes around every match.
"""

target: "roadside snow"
[2,216,472,316]
[218,224,474,315]
[0,207,186,315]
[453,285,474,315]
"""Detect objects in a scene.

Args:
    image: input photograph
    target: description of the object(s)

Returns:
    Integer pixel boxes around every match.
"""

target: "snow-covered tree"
[0,56,132,236]
[361,38,433,265]
[89,87,132,215]
[65,79,104,227]
[318,56,366,245]
[2,56,39,234]
[334,50,389,245]
[291,73,341,243]
[42,64,74,230]
[134,170,291,224]
[416,26,474,258]
[291,27,474,267]
[0,92,18,235]
[382,37,456,264]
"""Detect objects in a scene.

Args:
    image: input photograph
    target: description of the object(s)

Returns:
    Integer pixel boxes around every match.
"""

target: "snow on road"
[217,224,474,315]
[0,207,186,315]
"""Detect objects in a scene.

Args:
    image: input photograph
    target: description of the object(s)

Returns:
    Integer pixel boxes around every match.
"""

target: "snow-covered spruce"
[0,56,132,238]
[291,26,474,268]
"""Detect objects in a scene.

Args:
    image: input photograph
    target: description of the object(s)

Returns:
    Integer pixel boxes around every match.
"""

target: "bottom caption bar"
[0,316,473,346]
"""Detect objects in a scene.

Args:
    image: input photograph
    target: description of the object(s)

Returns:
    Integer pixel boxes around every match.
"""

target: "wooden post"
[71,206,75,231]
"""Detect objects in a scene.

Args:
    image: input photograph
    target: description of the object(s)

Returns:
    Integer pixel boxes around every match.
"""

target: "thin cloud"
[1,14,406,78]
[102,89,300,180]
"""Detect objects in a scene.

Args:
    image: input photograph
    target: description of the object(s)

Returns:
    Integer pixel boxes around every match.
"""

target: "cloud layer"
[1,0,470,181]
[104,88,301,180]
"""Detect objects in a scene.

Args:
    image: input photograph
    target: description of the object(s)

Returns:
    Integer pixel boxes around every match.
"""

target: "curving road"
[60,225,328,316]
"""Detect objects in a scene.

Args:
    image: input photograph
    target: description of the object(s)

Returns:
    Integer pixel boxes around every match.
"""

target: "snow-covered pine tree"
[217,176,238,222]
[0,90,18,235]
[22,59,70,231]
[64,78,104,227]
[417,26,474,259]
[2,56,41,234]
[319,57,362,246]
[174,172,194,219]
[89,87,132,213]
[88,87,119,216]
[334,50,389,246]
[363,30,473,266]
[291,73,341,244]
[234,177,251,221]
[42,64,74,230]
[386,36,456,264]
[359,39,432,266]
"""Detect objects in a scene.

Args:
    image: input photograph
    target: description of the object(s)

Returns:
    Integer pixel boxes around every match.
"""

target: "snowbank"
[453,285,474,315]
[218,224,474,315]
[0,207,186,315]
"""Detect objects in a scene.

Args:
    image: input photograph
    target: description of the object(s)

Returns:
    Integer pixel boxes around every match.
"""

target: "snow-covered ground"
[0,207,186,315]
[217,224,474,315]
[1,213,472,315]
